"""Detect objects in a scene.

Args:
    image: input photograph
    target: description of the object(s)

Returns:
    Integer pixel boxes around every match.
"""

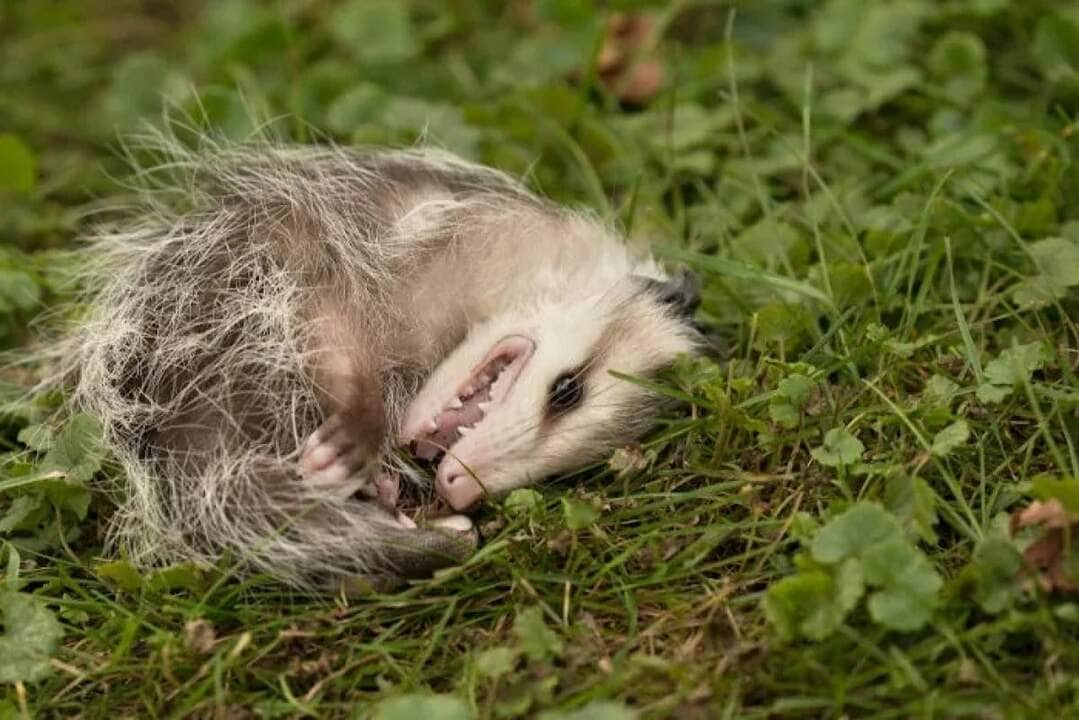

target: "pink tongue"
[447,403,485,430]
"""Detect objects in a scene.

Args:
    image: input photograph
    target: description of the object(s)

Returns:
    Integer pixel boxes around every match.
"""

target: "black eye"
[548,372,584,412]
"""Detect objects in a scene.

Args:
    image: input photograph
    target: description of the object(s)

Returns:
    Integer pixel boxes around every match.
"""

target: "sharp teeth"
[461,385,474,397]
[426,417,439,432]
[477,402,491,413]
[459,425,473,437]
[448,397,463,409]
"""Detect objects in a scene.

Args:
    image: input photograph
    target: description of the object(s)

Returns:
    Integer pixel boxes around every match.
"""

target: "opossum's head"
[399,271,700,511]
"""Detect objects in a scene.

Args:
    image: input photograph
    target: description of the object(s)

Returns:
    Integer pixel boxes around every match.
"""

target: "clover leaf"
[513,607,563,663]
[976,342,1051,404]
[0,590,64,683]
[372,694,469,720]
[811,428,865,468]
[767,503,942,639]
[764,558,864,641]
[769,373,815,429]
[931,419,970,457]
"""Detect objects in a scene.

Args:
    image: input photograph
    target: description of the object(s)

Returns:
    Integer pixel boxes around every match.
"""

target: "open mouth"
[403,334,535,474]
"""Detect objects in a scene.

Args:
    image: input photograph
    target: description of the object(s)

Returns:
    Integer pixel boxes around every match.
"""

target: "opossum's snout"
[400,334,536,510]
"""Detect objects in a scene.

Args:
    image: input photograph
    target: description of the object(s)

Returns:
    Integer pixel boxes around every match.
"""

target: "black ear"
[639,270,701,319]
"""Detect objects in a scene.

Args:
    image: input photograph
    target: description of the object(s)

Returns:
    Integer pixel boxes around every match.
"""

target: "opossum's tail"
[104,446,471,588]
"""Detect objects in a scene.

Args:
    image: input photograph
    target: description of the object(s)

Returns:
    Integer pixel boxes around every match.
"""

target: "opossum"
[65,138,700,590]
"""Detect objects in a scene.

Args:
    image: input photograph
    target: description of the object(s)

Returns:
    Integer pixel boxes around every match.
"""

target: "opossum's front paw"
[299,413,369,490]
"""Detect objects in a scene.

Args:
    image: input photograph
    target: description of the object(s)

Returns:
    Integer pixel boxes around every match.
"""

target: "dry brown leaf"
[1013,498,1073,530]
[288,651,335,679]
[1010,498,1079,593]
[183,618,217,655]
[609,444,649,477]
[597,13,665,105]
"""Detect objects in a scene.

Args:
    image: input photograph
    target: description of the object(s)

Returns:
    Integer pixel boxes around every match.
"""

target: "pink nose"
[436,471,485,511]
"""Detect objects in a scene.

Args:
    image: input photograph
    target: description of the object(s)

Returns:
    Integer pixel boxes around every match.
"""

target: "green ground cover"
[1,0,1078,717]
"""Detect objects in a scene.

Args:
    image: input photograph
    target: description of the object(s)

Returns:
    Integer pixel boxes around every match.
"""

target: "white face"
[398,280,698,510]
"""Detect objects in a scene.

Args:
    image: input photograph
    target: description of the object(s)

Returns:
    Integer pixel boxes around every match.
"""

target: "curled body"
[67,140,699,589]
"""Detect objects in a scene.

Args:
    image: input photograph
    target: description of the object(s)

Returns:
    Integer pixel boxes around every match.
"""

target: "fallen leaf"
[595,13,665,105]
[184,618,217,655]
[1014,498,1074,531]
[608,445,649,477]
[1010,498,1079,592]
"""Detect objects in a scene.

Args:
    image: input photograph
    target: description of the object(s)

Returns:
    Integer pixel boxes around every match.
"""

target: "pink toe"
[321,461,350,484]
[303,443,338,472]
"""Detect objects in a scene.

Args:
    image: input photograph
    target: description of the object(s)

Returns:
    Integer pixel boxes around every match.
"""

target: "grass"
[2,0,1079,717]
